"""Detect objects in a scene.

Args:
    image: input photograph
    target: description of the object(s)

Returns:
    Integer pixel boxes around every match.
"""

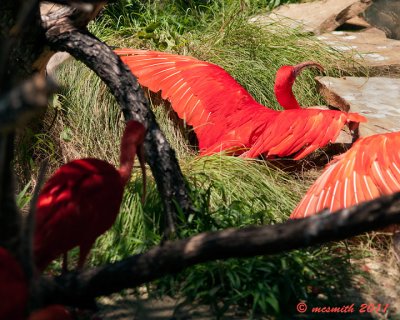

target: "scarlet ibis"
[116,49,365,159]
[0,247,28,320]
[291,132,400,218]
[34,120,146,272]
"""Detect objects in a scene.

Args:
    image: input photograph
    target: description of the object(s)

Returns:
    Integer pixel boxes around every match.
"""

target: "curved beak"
[293,61,324,77]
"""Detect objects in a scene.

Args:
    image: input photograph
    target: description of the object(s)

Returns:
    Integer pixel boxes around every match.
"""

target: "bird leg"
[78,241,94,270]
[137,145,147,204]
[348,121,361,144]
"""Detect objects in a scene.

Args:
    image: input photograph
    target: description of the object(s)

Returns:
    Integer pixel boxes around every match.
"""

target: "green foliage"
[16,182,31,210]
[91,155,302,264]
[183,156,300,221]
[154,247,353,317]
[51,60,123,165]
[93,0,315,49]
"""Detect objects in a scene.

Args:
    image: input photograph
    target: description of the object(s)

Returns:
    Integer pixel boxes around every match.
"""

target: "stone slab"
[317,28,400,72]
[249,0,371,34]
[316,76,400,136]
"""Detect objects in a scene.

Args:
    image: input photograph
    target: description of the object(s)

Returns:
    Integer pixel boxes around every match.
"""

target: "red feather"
[116,49,366,159]
[34,121,146,271]
[291,132,400,218]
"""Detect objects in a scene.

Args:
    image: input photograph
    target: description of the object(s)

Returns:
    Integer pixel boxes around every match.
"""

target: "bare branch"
[44,19,193,236]
[37,191,400,307]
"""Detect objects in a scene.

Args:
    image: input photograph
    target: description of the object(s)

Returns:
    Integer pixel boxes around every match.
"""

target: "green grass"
[91,154,303,264]
[18,0,376,318]
[91,0,301,45]
[154,246,355,318]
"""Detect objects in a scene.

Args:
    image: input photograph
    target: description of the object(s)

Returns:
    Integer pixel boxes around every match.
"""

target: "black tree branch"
[0,134,19,252]
[43,9,193,237]
[37,191,400,307]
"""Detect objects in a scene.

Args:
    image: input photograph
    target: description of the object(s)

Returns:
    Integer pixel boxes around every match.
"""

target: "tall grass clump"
[92,0,301,45]
[183,155,300,221]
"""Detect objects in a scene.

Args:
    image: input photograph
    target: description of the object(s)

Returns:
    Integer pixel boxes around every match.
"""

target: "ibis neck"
[119,144,137,186]
[275,85,301,110]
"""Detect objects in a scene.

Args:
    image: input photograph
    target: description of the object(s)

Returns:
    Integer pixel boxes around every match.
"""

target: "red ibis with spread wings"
[116,49,365,159]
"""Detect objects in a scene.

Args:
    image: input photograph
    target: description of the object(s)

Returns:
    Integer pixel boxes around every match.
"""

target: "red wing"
[116,49,265,150]
[291,132,400,219]
[34,159,123,270]
[199,106,277,155]
[244,109,366,159]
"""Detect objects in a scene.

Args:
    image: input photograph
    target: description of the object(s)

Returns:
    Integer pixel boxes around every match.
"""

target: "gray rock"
[249,0,372,34]
[317,27,400,73]
[316,76,400,136]
[364,0,400,40]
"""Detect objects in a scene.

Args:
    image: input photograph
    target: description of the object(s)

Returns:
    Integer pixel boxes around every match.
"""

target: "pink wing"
[116,48,271,151]
[245,109,366,159]
[291,132,400,218]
